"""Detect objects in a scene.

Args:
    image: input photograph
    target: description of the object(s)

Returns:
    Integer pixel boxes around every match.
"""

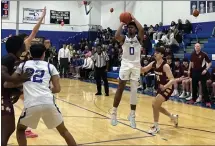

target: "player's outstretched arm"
[24,6,46,49]
[141,61,154,74]
[130,14,144,42]
[163,64,175,89]
[3,72,23,88]
[115,22,125,44]
[51,75,61,93]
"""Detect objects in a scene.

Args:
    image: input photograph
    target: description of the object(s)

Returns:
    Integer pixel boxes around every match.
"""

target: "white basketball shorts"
[119,62,141,81]
[18,104,63,129]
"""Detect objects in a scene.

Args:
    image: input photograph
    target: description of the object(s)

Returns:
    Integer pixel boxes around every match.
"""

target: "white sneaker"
[174,90,179,96]
[110,112,118,126]
[148,125,160,134]
[195,96,202,103]
[127,114,136,129]
[171,114,179,127]
[179,92,186,98]
[186,95,192,101]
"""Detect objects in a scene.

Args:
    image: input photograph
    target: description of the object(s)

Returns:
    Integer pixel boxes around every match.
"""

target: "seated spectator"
[173,58,183,96]
[142,35,152,55]
[176,19,183,32]
[79,54,94,79]
[170,21,176,31]
[167,29,179,50]
[166,55,174,72]
[183,20,192,34]
[164,45,174,59]
[153,24,163,40]
[74,55,85,78]
[179,58,190,98]
[208,68,215,97]
[148,25,154,38]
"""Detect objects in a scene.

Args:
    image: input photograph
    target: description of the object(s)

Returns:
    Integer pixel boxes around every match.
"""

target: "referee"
[188,43,212,107]
[92,44,109,96]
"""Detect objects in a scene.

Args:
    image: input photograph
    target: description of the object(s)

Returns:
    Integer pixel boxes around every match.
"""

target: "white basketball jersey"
[121,35,141,66]
[15,60,59,108]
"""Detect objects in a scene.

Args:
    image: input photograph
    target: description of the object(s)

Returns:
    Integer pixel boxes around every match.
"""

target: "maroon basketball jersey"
[153,61,169,85]
[173,65,182,78]
[182,65,189,77]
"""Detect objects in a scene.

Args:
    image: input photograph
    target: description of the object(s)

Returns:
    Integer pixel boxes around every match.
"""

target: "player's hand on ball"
[130,14,135,21]
[120,22,126,26]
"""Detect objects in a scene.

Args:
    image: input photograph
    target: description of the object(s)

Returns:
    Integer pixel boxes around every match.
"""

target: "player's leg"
[19,94,38,138]
[196,81,203,103]
[186,78,193,100]
[2,115,15,146]
[17,106,41,146]
[101,67,109,96]
[42,105,77,146]
[128,79,139,128]
[212,82,215,97]
[111,67,129,126]
[149,89,178,134]
[173,78,180,96]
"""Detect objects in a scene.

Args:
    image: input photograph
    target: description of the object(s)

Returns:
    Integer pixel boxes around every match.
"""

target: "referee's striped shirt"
[91,52,109,68]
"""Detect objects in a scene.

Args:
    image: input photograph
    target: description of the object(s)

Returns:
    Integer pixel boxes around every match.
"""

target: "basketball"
[119,12,132,24]
[83,0,87,5]
[193,9,199,17]
[110,8,114,13]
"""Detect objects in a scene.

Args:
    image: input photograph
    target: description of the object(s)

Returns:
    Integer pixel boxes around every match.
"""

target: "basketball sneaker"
[25,130,38,138]
[127,114,136,129]
[148,125,160,134]
[110,112,118,126]
[171,114,179,127]
[179,92,186,98]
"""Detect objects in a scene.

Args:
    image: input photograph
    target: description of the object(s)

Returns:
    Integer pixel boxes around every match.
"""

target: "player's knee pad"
[130,80,138,105]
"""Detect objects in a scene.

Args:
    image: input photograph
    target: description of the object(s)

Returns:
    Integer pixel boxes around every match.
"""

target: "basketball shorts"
[157,85,174,101]
[1,97,14,116]
[18,104,63,129]
[119,63,140,81]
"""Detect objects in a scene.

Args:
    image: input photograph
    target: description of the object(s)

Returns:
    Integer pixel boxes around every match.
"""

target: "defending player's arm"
[131,14,144,43]
[24,7,46,50]
[1,65,29,84]
[115,22,125,44]
[141,61,154,74]
[163,64,175,89]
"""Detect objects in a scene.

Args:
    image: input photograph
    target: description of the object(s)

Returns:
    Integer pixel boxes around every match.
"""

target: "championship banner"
[1,1,9,19]
[23,8,45,24]
[50,10,70,24]
[31,37,45,45]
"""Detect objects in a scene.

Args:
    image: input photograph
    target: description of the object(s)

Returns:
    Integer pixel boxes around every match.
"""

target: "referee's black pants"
[95,66,109,94]
[192,70,209,102]
[60,58,69,77]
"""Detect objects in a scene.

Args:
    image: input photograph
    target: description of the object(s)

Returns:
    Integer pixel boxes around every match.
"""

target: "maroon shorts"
[157,85,174,101]
[1,97,14,116]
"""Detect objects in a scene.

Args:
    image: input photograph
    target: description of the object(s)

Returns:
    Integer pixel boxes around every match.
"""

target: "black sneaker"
[105,93,109,96]
[95,93,102,95]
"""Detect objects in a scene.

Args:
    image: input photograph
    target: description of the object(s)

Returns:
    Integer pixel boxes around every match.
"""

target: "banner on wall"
[31,37,45,45]
[23,8,45,24]
[190,1,198,15]
[199,1,206,14]
[1,1,9,19]
[207,1,215,13]
[50,10,70,24]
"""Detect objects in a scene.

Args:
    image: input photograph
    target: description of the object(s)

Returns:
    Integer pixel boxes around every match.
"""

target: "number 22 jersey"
[121,35,141,66]
[15,60,59,108]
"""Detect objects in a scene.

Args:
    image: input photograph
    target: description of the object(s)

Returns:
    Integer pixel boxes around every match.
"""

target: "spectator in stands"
[142,35,151,55]
[79,54,94,79]
[208,68,215,98]
[58,44,71,78]
[170,21,176,31]
[179,58,190,98]
[143,24,148,33]
[183,20,192,34]
[74,55,84,78]
[160,29,169,45]
[166,55,174,72]
[153,24,163,40]
[91,44,109,96]
[164,45,174,59]
[177,19,183,32]
[187,43,212,107]
[148,25,154,38]
[212,25,215,37]
[168,29,179,49]
[173,58,183,96]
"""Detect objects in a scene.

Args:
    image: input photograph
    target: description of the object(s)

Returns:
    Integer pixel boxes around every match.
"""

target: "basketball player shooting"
[141,46,178,134]
[110,14,144,128]
[4,44,77,146]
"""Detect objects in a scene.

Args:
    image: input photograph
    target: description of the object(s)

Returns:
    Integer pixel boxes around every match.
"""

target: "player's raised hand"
[130,14,135,21]
[42,6,46,17]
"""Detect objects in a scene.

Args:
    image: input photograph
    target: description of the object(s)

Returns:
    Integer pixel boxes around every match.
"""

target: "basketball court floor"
[9,79,215,145]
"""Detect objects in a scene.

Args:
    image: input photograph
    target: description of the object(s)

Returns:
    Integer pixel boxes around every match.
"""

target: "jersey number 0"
[25,68,45,83]
[129,47,134,55]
